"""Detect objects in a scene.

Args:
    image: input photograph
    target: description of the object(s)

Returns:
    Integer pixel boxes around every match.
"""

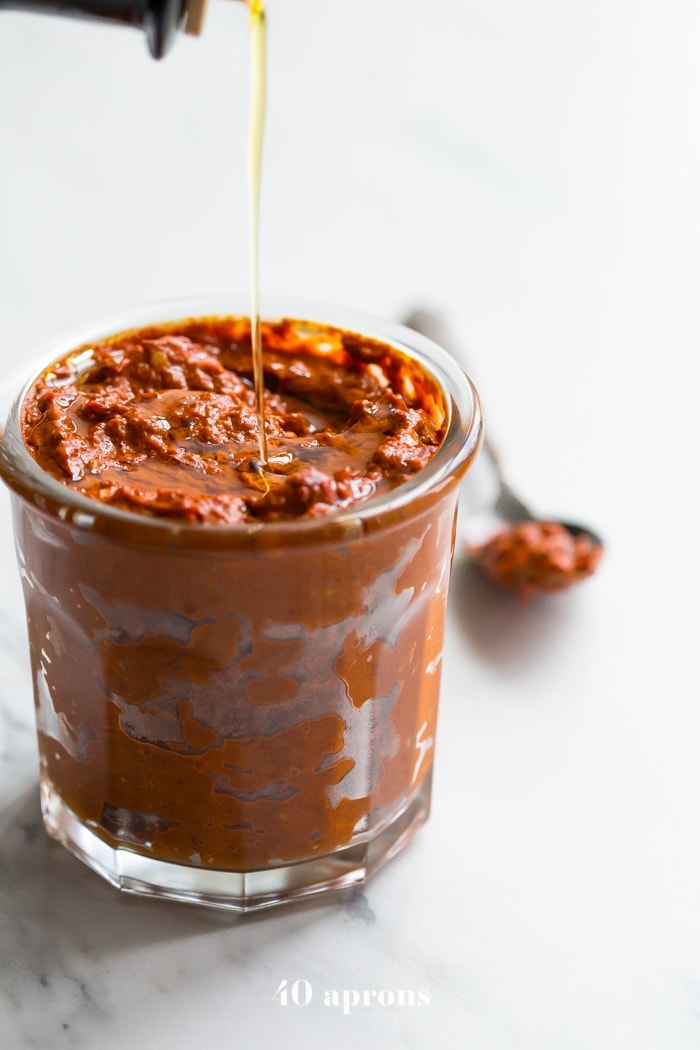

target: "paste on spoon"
[468,521,603,603]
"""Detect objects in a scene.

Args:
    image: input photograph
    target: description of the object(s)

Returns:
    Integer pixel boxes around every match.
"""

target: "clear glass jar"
[0,295,482,912]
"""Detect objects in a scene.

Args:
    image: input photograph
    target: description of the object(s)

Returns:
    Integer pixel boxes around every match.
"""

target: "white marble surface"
[2,1,700,1047]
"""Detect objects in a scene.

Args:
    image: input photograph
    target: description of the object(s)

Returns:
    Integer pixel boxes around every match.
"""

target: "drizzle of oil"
[247,0,268,465]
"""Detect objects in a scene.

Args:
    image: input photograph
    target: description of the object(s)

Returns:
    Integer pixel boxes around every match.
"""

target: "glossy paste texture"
[21,316,445,524]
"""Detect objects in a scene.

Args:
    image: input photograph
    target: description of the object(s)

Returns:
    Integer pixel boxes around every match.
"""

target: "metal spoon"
[403,309,604,596]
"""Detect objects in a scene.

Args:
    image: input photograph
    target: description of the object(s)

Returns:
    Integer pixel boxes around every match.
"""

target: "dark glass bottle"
[0,0,214,59]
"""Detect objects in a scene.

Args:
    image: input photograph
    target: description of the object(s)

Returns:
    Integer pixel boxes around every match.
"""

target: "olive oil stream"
[247,0,268,466]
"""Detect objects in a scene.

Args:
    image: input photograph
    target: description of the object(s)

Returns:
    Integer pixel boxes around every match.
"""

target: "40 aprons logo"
[273,978,431,1015]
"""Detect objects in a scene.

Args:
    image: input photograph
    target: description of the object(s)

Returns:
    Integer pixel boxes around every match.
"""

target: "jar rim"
[0,294,483,548]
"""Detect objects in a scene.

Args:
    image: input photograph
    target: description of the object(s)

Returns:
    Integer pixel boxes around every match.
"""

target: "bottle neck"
[0,0,192,58]
[143,0,189,58]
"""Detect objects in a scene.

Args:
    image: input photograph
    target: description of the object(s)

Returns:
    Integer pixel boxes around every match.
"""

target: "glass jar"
[0,295,482,911]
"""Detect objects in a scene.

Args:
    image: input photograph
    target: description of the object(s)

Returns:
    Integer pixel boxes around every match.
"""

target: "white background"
[1,2,700,1047]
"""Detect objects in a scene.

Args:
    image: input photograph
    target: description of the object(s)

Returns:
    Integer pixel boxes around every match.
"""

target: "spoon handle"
[494,481,535,525]
[403,309,508,484]
[403,310,605,597]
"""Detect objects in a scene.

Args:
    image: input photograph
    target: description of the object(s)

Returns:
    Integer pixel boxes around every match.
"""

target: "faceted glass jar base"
[40,775,432,913]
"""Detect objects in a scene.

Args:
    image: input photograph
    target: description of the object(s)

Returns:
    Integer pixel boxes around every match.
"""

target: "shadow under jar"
[0,295,482,912]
